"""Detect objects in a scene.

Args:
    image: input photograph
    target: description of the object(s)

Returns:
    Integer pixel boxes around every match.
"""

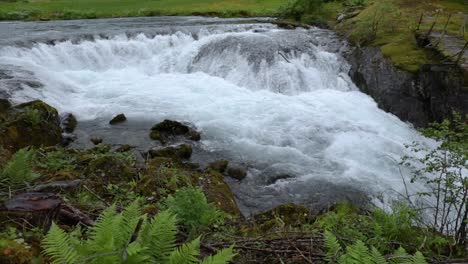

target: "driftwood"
[30,179,82,192]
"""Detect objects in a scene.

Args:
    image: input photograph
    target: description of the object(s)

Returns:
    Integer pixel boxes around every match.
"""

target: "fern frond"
[411,252,427,264]
[117,200,141,248]
[0,148,38,190]
[370,247,387,264]
[42,223,80,264]
[87,204,120,251]
[324,230,341,262]
[389,247,410,264]
[141,210,178,262]
[201,245,236,264]
[167,237,200,264]
[339,240,372,264]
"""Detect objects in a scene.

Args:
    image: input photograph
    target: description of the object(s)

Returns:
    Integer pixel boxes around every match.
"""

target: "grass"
[0,0,285,20]
[332,0,467,72]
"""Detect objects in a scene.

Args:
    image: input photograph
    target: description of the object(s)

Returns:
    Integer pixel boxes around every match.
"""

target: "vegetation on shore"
[0,0,283,20]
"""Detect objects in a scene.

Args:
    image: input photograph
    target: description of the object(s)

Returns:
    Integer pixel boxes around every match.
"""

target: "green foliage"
[37,149,76,172]
[42,202,236,264]
[402,113,467,244]
[279,0,325,23]
[0,148,38,191]
[324,232,428,264]
[317,203,451,257]
[163,187,227,236]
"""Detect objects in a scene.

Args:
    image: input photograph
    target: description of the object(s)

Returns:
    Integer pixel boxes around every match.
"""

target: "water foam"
[0,26,433,213]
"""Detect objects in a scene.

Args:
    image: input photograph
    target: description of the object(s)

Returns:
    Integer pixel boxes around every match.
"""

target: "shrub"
[163,187,227,236]
[402,113,467,245]
[0,148,38,192]
[42,202,236,264]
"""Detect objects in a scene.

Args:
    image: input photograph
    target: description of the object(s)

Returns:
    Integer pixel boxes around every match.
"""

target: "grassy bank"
[318,0,467,72]
[0,0,284,20]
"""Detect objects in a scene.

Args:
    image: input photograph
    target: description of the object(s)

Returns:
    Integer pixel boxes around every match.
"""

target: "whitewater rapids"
[0,17,433,215]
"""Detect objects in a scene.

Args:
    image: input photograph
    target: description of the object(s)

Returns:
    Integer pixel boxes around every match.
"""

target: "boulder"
[208,160,229,173]
[0,100,62,151]
[90,137,103,145]
[109,113,127,125]
[150,120,201,143]
[61,113,77,133]
[227,166,247,180]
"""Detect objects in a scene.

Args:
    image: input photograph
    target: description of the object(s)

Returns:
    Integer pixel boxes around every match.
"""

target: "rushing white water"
[0,22,433,214]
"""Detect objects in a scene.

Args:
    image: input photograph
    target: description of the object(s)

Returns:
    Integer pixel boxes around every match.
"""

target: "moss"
[0,100,62,151]
[148,144,192,160]
[254,204,314,227]
[379,37,432,73]
[194,169,241,216]
[208,160,229,173]
[109,113,127,125]
[85,155,134,180]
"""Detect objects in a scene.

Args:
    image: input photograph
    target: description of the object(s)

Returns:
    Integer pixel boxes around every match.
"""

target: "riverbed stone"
[227,166,247,180]
[150,119,201,143]
[90,137,103,145]
[208,160,229,173]
[0,100,62,151]
[109,113,127,125]
[61,113,77,133]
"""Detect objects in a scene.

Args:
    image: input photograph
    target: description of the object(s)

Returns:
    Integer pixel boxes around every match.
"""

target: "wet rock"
[227,166,247,180]
[0,98,11,112]
[265,174,294,185]
[116,144,132,152]
[208,160,229,173]
[196,169,241,216]
[61,113,77,133]
[150,120,201,143]
[148,144,192,160]
[109,113,127,125]
[90,137,103,145]
[0,100,62,151]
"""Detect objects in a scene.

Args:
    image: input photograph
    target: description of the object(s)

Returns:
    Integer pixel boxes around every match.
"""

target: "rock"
[148,144,192,160]
[150,120,201,143]
[90,137,103,145]
[196,170,241,216]
[208,160,229,173]
[116,144,132,152]
[0,98,11,112]
[227,166,247,180]
[109,113,127,125]
[0,100,62,151]
[61,113,77,133]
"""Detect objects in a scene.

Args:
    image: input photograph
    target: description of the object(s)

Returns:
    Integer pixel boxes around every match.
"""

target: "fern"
[201,246,236,264]
[411,252,428,264]
[324,231,342,262]
[338,240,372,264]
[42,205,235,264]
[0,148,38,191]
[42,223,79,264]
[370,247,387,264]
[141,210,178,262]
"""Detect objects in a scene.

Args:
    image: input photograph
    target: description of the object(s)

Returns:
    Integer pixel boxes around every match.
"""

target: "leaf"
[42,223,79,264]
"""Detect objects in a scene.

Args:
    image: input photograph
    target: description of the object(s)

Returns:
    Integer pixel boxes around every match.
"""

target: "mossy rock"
[149,120,201,143]
[227,166,247,180]
[208,160,229,173]
[109,113,127,125]
[194,169,241,216]
[62,113,77,133]
[0,98,11,113]
[148,144,192,160]
[0,100,62,151]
